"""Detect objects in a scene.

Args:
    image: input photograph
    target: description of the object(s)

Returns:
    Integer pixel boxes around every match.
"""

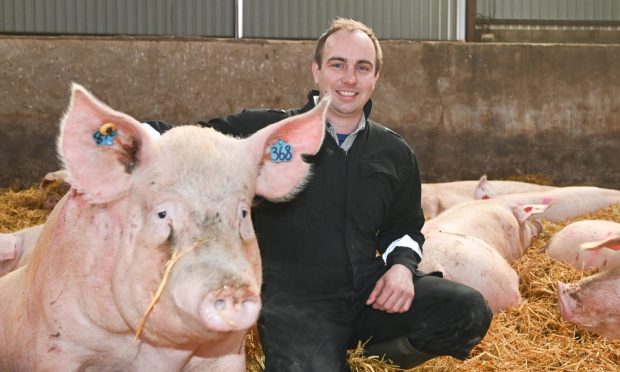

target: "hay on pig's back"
[3,186,620,371]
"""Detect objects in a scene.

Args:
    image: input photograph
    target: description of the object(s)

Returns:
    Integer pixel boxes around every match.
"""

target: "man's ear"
[311,61,320,85]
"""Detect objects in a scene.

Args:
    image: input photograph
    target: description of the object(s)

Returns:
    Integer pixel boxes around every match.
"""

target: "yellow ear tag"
[93,122,119,146]
[99,122,117,135]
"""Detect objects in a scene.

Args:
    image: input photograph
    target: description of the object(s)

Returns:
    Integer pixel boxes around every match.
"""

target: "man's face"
[312,30,380,125]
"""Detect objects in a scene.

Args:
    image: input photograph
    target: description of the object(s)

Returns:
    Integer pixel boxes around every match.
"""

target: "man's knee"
[439,285,492,359]
[408,281,492,360]
[458,285,493,336]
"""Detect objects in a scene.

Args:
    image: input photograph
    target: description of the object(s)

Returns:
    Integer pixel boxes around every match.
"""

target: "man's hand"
[366,264,414,313]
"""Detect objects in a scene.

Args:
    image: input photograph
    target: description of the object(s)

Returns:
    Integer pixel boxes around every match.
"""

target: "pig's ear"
[581,235,620,252]
[245,96,329,200]
[512,204,550,224]
[474,175,496,200]
[57,83,157,203]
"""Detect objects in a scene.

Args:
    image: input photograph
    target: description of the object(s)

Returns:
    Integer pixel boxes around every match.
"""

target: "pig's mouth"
[135,240,206,339]
[134,236,262,339]
[199,286,261,332]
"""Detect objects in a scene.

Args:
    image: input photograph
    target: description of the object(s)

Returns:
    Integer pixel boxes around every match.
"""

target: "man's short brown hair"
[313,18,383,75]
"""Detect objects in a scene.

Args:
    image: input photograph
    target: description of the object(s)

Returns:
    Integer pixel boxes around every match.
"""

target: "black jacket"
[147,91,425,294]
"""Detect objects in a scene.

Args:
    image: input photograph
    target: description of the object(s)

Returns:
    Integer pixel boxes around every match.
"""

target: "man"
[150,18,492,371]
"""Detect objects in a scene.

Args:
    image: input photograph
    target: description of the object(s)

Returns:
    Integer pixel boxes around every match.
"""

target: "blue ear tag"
[93,122,119,146]
[269,139,293,162]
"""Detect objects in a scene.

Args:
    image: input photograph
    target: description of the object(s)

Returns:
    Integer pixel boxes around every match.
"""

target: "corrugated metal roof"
[477,0,620,21]
[0,0,235,36]
[242,0,462,40]
[0,0,465,40]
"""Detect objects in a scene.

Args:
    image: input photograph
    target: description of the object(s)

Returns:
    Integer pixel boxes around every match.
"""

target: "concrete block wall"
[0,36,618,188]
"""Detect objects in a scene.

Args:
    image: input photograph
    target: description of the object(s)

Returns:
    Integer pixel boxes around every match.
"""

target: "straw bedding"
[2,182,619,371]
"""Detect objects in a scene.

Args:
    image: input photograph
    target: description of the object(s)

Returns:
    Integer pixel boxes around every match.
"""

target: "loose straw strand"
[134,239,204,340]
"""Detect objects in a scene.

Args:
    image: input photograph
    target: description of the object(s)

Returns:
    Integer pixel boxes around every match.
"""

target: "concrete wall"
[1,36,619,188]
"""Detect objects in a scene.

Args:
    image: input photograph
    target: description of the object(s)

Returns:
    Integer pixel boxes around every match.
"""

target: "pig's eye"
[238,203,249,220]
[148,203,175,246]
[238,202,255,241]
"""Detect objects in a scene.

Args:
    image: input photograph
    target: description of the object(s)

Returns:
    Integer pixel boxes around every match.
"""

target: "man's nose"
[341,67,357,84]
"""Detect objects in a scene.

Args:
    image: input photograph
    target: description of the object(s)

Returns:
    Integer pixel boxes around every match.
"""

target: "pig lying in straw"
[422,199,548,264]
[421,175,555,218]
[419,198,549,312]
[547,220,620,271]
[556,235,620,339]
[476,182,620,223]
[0,84,328,371]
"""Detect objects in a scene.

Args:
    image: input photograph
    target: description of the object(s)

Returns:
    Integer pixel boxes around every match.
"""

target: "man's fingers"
[380,288,414,313]
[372,287,396,310]
[385,293,408,313]
[397,298,413,313]
[392,290,414,313]
[366,279,385,305]
[367,266,416,312]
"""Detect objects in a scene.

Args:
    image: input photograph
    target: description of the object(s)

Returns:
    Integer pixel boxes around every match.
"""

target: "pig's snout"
[557,281,577,321]
[199,287,261,332]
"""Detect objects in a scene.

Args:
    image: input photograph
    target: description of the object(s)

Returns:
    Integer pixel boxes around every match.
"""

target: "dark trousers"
[258,274,492,372]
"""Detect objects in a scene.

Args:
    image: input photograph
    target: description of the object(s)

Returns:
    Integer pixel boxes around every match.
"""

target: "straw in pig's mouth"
[134,238,206,340]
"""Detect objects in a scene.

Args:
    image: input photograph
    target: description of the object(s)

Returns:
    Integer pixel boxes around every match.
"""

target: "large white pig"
[0,84,328,371]
[557,240,620,339]
[422,199,548,263]
[422,175,554,218]
[0,225,43,277]
[484,187,620,222]
[420,231,522,313]
[419,199,548,312]
[547,220,620,271]
[472,175,556,201]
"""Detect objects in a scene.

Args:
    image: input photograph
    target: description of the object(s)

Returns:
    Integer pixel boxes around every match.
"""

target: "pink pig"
[547,220,620,271]
[557,238,620,339]
[482,186,620,223]
[419,232,522,313]
[0,84,327,371]
[472,175,555,201]
[0,225,43,277]
[422,175,554,218]
[423,199,548,263]
[419,199,548,312]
